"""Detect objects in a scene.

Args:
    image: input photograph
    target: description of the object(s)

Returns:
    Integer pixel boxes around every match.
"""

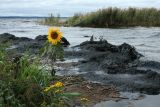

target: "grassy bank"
[42,7,160,28]
[0,45,51,107]
[66,7,160,27]
[39,14,64,26]
[0,45,81,107]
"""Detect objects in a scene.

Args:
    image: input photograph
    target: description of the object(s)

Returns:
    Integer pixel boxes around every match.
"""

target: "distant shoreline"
[40,7,160,28]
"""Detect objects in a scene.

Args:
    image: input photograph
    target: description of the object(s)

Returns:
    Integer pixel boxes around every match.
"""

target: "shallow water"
[0,18,160,62]
[95,94,160,107]
[1,17,160,107]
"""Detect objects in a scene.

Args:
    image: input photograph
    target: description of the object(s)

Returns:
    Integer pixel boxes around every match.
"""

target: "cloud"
[0,0,159,16]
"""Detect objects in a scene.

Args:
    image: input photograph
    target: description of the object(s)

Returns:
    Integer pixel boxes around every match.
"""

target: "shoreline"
[0,33,160,106]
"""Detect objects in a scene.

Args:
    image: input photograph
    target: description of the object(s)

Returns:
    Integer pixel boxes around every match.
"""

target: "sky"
[0,0,160,17]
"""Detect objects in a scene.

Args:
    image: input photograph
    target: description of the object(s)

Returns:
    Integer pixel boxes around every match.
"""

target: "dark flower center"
[51,32,58,39]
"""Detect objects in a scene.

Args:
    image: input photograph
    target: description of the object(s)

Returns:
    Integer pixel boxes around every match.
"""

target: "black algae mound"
[1,33,160,95]
[0,33,70,54]
[74,40,142,72]
[67,40,160,95]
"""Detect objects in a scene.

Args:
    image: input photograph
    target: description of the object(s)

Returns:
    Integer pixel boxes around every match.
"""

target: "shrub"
[66,7,160,27]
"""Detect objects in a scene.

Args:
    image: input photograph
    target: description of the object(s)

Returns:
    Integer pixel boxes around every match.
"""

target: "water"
[95,94,160,107]
[0,17,160,107]
[1,18,160,62]
[0,17,160,62]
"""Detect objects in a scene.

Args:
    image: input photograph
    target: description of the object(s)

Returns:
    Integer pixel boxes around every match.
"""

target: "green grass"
[0,45,80,107]
[65,7,160,28]
[39,14,62,26]
[0,45,51,107]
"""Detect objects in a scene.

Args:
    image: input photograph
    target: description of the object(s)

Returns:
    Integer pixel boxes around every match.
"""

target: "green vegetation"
[0,45,49,107]
[66,7,160,27]
[41,7,160,28]
[0,44,80,107]
[39,14,62,26]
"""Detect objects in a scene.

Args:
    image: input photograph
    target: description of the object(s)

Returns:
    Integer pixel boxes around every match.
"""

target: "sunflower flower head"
[48,27,62,45]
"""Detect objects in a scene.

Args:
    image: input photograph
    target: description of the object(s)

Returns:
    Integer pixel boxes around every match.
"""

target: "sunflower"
[48,28,62,45]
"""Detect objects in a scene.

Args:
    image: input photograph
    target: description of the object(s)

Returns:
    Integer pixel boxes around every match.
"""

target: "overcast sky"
[0,0,160,17]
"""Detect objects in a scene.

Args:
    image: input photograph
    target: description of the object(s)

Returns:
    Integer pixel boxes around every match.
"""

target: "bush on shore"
[66,7,160,28]
[0,43,80,107]
[40,7,160,28]
[39,14,62,26]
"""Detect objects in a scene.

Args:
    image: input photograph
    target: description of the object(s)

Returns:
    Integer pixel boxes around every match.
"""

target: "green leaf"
[0,61,3,64]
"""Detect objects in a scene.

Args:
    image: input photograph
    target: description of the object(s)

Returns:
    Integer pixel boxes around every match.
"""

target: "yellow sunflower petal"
[47,27,62,45]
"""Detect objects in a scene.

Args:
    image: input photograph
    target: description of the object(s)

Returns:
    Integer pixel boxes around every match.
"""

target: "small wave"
[136,44,157,48]
[11,30,27,33]
[136,43,145,46]
[147,32,160,38]
[124,37,136,39]
[22,21,31,23]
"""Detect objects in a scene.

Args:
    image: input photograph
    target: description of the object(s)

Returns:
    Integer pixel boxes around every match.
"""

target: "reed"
[66,7,160,28]
[39,14,62,26]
